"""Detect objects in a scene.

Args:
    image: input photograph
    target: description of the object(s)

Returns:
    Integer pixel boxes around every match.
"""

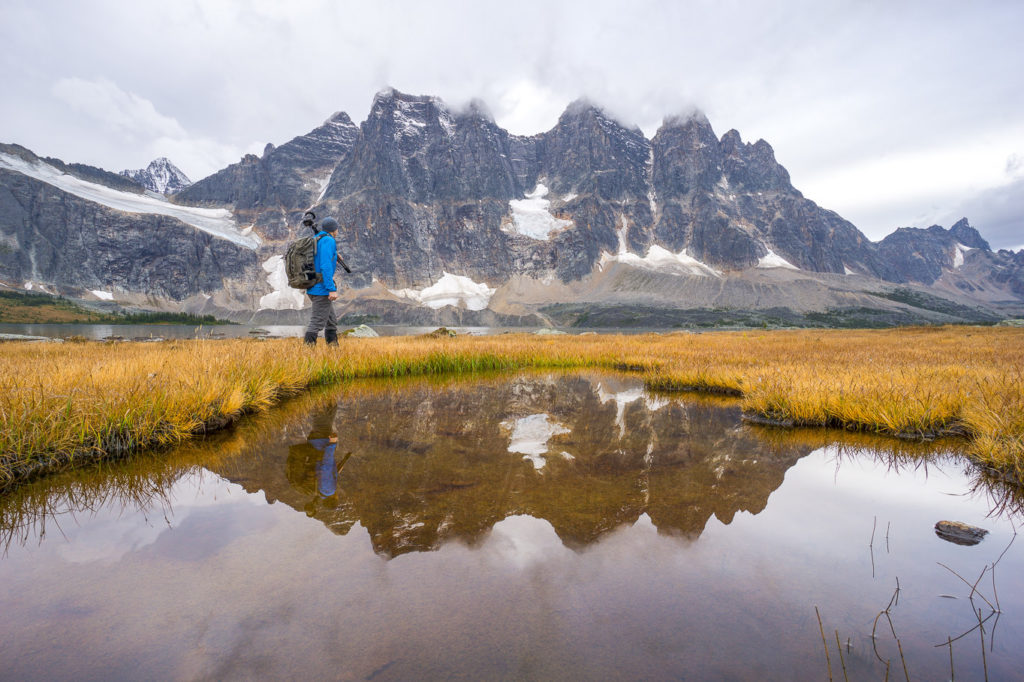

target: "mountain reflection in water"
[205,373,810,557]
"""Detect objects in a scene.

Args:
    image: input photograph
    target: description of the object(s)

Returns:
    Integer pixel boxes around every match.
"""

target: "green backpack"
[285,234,325,290]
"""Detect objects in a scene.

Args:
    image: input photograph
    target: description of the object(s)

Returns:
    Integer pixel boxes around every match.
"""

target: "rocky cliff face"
[120,157,192,194]
[0,146,260,306]
[1,90,1022,324]
[175,112,358,240]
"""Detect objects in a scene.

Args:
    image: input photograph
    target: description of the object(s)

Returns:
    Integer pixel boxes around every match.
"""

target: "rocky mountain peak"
[538,99,650,200]
[652,110,723,199]
[719,130,791,193]
[459,98,495,123]
[950,217,991,250]
[120,157,192,194]
[663,109,715,134]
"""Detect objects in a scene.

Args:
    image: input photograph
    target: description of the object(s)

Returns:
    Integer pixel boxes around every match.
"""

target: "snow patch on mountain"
[314,171,332,203]
[0,151,259,249]
[596,383,669,439]
[258,256,307,310]
[389,272,496,310]
[501,413,571,470]
[953,243,973,269]
[90,290,114,301]
[507,183,572,240]
[757,249,799,270]
[394,100,429,140]
[600,245,722,278]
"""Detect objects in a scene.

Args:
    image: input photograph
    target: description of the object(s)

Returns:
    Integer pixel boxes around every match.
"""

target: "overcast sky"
[1,0,1021,248]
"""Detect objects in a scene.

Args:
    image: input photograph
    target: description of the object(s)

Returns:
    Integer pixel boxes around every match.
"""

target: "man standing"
[304,216,341,346]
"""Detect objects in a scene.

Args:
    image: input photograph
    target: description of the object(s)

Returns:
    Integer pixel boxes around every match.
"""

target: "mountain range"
[1,88,1022,327]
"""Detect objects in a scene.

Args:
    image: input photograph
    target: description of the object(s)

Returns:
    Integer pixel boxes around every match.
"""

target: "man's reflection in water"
[286,402,352,517]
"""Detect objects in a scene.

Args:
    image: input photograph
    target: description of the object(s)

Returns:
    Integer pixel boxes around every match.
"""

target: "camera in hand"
[302,211,316,231]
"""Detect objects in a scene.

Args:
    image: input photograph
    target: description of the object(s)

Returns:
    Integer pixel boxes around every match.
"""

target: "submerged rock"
[342,324,379,338]
[935,520,988,546]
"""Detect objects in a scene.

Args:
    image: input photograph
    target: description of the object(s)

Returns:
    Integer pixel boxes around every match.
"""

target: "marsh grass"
[1,327,1022,491]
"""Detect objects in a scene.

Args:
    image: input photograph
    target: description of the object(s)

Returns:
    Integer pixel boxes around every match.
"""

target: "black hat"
[320,217,339,233]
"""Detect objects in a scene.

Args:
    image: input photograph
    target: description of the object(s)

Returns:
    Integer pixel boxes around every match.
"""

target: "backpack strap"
[313,233,326,275]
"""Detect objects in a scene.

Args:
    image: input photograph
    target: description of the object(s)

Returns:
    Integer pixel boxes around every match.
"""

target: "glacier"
[0,152,259,249]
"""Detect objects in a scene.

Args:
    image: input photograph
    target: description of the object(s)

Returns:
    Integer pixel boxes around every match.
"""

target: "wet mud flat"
[1,372,1022,680]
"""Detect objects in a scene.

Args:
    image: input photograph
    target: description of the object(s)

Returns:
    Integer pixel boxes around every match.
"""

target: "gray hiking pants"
[306,295,337,336]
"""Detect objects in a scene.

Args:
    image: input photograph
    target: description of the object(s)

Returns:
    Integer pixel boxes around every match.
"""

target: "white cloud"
[797,126,1024,241]
[51,77,186,139]
[493,80,570,137]
[48,77,257,180]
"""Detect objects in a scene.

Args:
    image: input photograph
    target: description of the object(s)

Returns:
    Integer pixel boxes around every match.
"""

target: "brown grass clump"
[1,326,1022,491]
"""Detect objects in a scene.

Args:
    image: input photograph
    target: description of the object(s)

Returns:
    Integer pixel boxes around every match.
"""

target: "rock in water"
[934,520,988,546]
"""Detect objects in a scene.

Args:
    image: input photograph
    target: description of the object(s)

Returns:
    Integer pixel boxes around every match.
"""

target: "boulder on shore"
[342,324,379,338]
[422,327,457,338]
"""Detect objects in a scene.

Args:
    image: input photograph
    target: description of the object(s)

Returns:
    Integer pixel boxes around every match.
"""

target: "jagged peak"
[950,217,991,251]
[722,129,742,142]
[720,129,743,149]
[324,110,355,127]
[561,97,601,118]
[371,87,445,110]
[453,97,495,124]
[662,107,712,130]
[555,98,646,141]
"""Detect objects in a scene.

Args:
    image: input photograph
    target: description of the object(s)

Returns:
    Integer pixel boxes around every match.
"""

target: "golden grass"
[1,326,1022,491]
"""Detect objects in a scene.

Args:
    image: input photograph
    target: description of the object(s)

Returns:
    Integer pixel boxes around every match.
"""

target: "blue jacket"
[307,231,337,295]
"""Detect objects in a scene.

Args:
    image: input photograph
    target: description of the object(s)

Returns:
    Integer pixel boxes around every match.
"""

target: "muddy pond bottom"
[1,373,1022,680]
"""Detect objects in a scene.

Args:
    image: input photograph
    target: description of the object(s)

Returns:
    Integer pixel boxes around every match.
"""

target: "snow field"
[258,256,308,310]
[501,414,572,470]
[756,249,799,270]
[507,183,572,240]
[0,152,259,249]
[953,243,972,269]
[389,272,496,311]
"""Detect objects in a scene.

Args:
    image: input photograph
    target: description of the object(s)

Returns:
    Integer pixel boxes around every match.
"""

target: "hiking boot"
[303,332,318,346]
[325,329,339,346]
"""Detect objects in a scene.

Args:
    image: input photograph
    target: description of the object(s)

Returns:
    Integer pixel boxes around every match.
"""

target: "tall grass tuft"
[1,327,1022,491]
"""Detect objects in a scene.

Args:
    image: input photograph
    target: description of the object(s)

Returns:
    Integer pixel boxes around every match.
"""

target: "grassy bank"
[1,327,1022,491]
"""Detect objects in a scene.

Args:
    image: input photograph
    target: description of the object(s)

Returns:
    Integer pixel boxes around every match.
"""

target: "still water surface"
[0,323,505,340]
[1,373,1021,680]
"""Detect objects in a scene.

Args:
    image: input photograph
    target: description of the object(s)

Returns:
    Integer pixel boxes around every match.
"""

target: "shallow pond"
[1,373,1021,680]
